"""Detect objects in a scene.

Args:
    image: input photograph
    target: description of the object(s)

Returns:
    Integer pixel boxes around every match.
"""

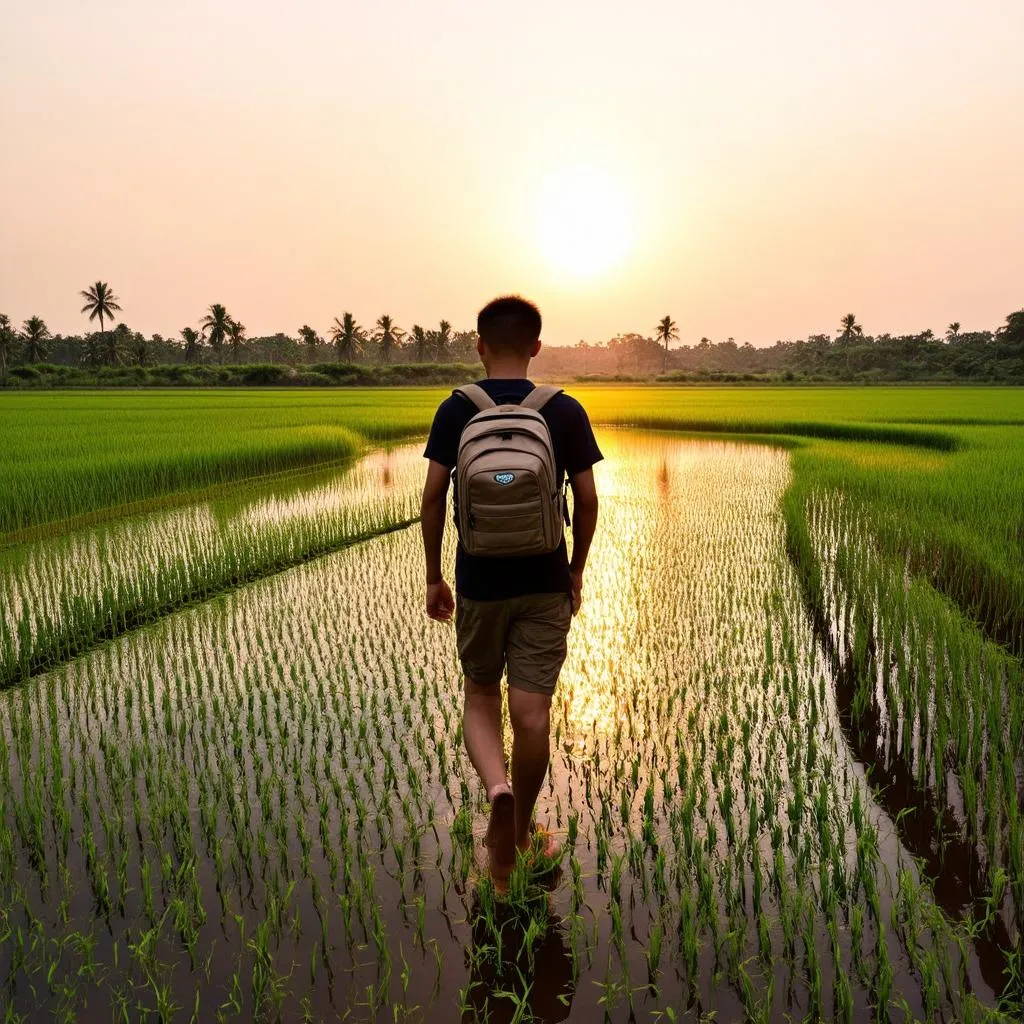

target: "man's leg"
[508,687,552,851]
[505,592,571,854]
[462,677,507,794]
[456,598,516,878]
[464,677,516,877]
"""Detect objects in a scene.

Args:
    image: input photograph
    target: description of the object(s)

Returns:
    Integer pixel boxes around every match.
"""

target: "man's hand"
[569,568,583,616]
[422,460,452,621]
[426,580,455,622]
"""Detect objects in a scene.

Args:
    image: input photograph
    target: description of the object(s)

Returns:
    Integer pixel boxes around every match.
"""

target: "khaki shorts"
[455,592,573,695]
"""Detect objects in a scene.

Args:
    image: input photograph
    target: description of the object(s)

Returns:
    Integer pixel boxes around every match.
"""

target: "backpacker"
[453,383,568,557]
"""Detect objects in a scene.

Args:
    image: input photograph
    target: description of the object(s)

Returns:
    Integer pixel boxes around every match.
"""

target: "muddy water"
[0,430,1004,1022]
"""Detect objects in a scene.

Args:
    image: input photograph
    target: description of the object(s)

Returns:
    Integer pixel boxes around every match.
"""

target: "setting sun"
[535,166,633,281]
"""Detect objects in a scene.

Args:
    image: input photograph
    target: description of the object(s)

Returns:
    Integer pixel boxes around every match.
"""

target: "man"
[421,295,601,883]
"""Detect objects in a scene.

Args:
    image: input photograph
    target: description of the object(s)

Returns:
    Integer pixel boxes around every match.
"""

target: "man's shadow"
[462,884,576,1023]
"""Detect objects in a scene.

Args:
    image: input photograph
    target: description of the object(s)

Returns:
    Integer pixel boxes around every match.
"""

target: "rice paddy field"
[0,386,1022,1023]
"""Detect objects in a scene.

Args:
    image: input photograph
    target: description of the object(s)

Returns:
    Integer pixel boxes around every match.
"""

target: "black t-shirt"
[424,378,603,600]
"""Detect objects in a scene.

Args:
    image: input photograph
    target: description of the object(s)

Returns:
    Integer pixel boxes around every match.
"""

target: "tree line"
[0,282,482,386]
[539,311,1024,383]
[1,284,1021,387]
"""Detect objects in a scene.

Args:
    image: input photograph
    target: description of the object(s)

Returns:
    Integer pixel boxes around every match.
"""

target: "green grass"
[577,384,1024,426]
[3,385,1021,531]
[784,429,1024,654]
[0,448,425,687]
[0,389,443,536]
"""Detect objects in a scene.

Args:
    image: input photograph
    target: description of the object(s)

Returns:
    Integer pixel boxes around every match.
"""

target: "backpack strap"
[519,384,563,411]
[454,384,497,411]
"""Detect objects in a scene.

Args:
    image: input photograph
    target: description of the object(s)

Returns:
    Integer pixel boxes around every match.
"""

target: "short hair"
[477,295,542,353]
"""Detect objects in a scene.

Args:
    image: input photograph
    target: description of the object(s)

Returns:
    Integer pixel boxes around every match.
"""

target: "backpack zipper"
[465,411,548,425]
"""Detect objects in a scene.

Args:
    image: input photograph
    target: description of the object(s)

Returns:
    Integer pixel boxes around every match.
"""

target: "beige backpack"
[453,383,567,557]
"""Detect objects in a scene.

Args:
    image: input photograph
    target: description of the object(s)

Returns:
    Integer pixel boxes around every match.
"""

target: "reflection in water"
[657,457,670,495]
[465,888,575,1023]
[558,430,788,745]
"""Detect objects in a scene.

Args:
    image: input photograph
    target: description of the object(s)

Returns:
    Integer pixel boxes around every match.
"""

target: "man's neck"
[483,361,531,380]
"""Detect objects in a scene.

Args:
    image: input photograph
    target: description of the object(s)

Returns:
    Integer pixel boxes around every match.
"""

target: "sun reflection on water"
[558,430,790,745]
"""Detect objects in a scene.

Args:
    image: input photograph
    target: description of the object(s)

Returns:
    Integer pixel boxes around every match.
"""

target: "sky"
[2,0,1023,347]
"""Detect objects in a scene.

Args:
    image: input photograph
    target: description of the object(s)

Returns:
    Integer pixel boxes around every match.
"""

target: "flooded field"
[0,430,1017,1022]
[0,449,423,688]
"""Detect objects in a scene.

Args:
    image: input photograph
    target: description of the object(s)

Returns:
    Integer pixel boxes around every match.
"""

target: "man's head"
[476,295,542,366]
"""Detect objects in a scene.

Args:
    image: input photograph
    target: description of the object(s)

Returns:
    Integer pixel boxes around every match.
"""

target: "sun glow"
[536,166,633,280]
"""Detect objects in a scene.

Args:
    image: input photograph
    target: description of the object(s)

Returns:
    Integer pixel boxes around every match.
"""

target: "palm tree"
[946,321,961,342]
[98,323,127,365]
[435,319,452,362]
[374,315,404,364]
[180,326,201,363]
[411,324,428,363]
[82,332,104,369]
[130,330,148,367]
[21,316,51,363]
[200,304,232,364]
[80,281,122,354]
[298,325,320,362]
[329,313,363,362]
[0,314,15,387]
[654,315,679,372]
[0,313,15,387]
[227,319,247,362]
[998,310,1024,351]
[838,313,863,342]
[107,323,134,366]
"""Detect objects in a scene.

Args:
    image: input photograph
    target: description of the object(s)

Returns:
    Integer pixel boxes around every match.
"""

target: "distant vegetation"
[2,361,481,390]
[559,311,1024,384]
[1,287,1022,386]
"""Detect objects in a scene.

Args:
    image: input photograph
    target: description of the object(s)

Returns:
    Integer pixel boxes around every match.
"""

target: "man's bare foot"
[517,823,563,868]
[484,783,515,882]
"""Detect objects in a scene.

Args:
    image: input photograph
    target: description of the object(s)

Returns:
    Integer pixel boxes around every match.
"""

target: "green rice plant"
[646,918,663,983]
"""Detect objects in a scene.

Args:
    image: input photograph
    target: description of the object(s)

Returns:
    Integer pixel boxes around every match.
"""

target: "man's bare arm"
[567,468,599,613]
[421,460,455,620]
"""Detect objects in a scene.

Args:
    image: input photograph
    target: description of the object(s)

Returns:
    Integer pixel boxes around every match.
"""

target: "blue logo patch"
[494,471,515,485]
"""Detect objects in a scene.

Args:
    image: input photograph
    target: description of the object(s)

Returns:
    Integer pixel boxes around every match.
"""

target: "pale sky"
[2,0,1022,346]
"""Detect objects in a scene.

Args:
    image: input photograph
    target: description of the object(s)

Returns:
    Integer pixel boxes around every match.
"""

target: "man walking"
[421,295,601,883]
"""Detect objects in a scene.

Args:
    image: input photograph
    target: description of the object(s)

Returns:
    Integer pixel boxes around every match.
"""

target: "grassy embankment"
[0,390,446,538]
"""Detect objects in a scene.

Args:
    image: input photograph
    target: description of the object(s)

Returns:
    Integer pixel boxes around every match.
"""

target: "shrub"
[296,372,335,387]
[239,364,299,386]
